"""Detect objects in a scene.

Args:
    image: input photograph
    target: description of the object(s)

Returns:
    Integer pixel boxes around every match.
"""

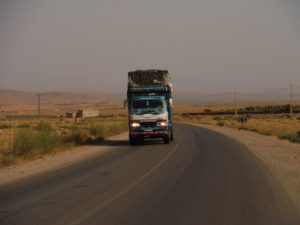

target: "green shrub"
[204,109,212,113]
[297,131,300,137]
[66,125,90,145]
[59,125,69,129]
[245,106,255,112]
[89,124,106,139]
[0,124,12,129]
[238,127,258,132]
[61,130,68,135]
[17,124,30,128]
[88,122,127,142]
[258,131,272,136]
[12,127,63,155]
[35,121,53,132]
[214,104,300,114]
[106,122,127,136]
[12,130,34,156]
[74,130,89,145]
[217,121,225,126]
[0,153,14,167]
[99,114,115,118]
[278,134,300,144]
[4,119,128,167]
[33,130,61,153]
[248,128,258,132]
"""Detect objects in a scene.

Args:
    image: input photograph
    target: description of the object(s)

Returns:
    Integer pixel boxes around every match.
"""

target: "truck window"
[132,100,164,109]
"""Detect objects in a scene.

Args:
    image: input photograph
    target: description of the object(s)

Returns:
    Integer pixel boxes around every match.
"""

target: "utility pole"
[290,84,293,117]
[37,94,41,118]
[234,91,238,117]
[8,111,12,150]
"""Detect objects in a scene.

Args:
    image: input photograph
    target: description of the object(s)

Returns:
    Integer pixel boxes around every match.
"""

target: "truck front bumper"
[129,129,169,138]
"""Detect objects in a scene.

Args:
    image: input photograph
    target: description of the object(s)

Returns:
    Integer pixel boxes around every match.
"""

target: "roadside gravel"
[189,123,300,212]
[0,133,128,186]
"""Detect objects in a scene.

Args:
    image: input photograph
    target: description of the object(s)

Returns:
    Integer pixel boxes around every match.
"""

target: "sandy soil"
[188,123,300,212]
[0,133,128,186]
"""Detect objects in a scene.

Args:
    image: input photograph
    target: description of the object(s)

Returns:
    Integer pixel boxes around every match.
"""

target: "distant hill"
[0,89,121,114]
[0,89,115,104]
[174,92,300,104]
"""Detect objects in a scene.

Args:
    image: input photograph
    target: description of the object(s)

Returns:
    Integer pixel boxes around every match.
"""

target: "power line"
[177,86,294,99]
[234,91,237,117]
[36,94,41,118]
[175,92,234,99]
[290,84,293,117]
[293,84,300,88]
[237,86,289,96]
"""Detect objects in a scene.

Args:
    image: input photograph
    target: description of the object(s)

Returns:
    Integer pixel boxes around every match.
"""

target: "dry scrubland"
[173,101,295,114]
[0,114,127,167]
[174,102,300,144]
[1,100,300,168]
[0,89,120,115]
[0,90,128,168]
[175,114,300,138]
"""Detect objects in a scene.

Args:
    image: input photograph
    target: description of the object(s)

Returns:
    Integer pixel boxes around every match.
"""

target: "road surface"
[0,124,299,225]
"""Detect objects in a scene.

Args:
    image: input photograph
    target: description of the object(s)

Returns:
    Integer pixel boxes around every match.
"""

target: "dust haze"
[0,0,300,95]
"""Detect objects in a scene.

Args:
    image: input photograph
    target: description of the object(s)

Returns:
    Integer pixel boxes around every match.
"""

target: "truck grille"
[140,122,157,127]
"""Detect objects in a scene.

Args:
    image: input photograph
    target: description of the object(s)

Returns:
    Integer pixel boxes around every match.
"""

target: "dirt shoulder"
[187,123,300,212]
[0,132,128,186]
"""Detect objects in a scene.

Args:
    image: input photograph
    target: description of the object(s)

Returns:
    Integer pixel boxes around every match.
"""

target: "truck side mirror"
[124,100,128,109]
[169,98,173,107]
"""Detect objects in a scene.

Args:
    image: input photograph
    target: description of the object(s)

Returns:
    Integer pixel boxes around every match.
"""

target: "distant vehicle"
[126,69,174,145]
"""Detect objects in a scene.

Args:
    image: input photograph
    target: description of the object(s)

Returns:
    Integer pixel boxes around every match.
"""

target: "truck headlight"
[157,120,168,126]
[130,121,140,127]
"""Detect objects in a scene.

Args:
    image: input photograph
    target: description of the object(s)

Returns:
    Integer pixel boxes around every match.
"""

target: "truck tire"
[170,128,174,141]
[129,136,136,146]
[163,135,170,144]
[139,136,144,143]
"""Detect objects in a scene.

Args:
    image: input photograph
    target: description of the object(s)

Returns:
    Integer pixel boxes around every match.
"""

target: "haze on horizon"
[0,0,300,95]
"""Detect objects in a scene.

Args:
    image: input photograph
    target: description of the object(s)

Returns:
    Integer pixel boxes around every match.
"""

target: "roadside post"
[237,117,248,128]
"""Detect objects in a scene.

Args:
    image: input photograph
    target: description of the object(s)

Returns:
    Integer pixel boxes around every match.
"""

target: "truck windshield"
[131,100,165,115]
[133,100,164,108]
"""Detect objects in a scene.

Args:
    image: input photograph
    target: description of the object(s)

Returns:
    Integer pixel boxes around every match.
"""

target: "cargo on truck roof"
[128,69,171,87]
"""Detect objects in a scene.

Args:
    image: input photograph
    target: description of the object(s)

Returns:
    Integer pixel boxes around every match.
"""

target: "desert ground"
[1,89,299,168]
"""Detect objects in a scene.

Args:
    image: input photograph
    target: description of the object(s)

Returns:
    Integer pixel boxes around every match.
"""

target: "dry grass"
[174,102,300,144]
[2,100,299,167]
[175,114,300,142]
[173,101,300,114]
[0,114,128,168]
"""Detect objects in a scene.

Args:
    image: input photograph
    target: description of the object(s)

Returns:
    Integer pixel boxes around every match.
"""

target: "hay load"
[128,69,172,88]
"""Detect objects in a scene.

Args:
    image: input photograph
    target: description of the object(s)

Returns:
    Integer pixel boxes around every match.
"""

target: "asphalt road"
[0,124,299,225]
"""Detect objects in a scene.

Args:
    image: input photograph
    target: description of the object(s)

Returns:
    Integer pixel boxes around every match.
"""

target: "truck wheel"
[170,128,174,141]
[129,136,136,146]
[163,135,170,144]
[139,136,144,143]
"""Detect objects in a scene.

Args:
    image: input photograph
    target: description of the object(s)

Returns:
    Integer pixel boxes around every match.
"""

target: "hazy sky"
[1,0,299,94]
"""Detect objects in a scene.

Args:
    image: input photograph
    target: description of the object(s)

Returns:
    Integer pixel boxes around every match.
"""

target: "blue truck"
[127,69,174,145]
